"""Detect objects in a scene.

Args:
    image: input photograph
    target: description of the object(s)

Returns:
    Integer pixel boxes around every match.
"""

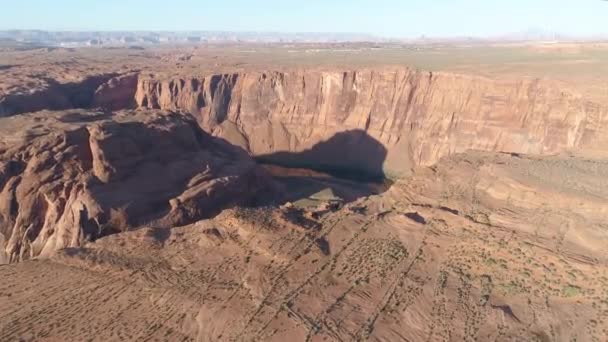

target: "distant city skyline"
[2,0,608,39]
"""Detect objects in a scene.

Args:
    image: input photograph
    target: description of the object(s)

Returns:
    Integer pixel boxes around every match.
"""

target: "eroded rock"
[0,109,273,262]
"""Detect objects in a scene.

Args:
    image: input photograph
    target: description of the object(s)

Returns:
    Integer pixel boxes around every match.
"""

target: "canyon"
[0,44,607,341]
[3,67,608,179]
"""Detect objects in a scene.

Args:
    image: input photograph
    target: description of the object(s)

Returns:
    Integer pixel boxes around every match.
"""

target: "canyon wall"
[134,69,608,177]
[0,73,121,117]
[3,68,607,178]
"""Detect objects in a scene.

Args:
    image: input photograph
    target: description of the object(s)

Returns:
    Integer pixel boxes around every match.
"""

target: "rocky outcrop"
[135,74,239,130]
[0,109,273,263]
[92,73,139,110]
[134,69,608,177]
[0,73,119,116]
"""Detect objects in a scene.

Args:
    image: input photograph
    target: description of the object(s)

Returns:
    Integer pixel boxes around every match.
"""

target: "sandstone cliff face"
[4,67,607,178]
[0,109,271,263]
[134,69,608,177]
[92,73,139,110]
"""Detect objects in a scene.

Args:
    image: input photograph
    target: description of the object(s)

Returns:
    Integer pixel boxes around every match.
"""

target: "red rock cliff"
[134,68,608,176]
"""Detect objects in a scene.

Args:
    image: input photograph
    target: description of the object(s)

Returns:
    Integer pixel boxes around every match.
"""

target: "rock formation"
[133,69,608,177]
[0,109,272,263]
[92,73,139,110]
[0,73,119,117]
[4,68,607,178]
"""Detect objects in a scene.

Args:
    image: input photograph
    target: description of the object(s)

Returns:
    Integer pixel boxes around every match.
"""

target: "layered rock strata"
[133,69,608,176]
[0,109,272,262]
[4,68,606,177]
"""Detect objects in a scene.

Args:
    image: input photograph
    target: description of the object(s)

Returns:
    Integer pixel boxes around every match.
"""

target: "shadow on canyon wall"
[255,129,391,207]
[0,74,118,116]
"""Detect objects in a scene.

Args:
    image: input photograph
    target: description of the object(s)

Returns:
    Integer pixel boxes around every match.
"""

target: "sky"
[2,0,608,38]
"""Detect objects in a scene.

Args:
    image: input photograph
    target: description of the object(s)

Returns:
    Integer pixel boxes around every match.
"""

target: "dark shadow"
[257,129,387,182]
[203,74,239,126]
[51,74,119,109]
[0,64,19,71]
[0,74,118,116]
[490,305,522,323]
[58,111,113,123]
[144,228,172,245]
[255,129,392,209]
[404,212,427,224]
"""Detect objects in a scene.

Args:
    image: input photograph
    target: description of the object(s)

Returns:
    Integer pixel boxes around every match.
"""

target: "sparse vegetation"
[563,285,582,298]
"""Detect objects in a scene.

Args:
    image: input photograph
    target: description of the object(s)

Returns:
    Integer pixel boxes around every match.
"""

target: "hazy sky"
[2,0,608,37]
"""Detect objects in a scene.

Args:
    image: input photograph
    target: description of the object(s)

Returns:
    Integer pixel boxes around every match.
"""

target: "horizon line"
[2,28,608,39]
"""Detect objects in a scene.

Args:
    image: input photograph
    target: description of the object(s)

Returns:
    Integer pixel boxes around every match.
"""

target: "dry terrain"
[1,42,607,341]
